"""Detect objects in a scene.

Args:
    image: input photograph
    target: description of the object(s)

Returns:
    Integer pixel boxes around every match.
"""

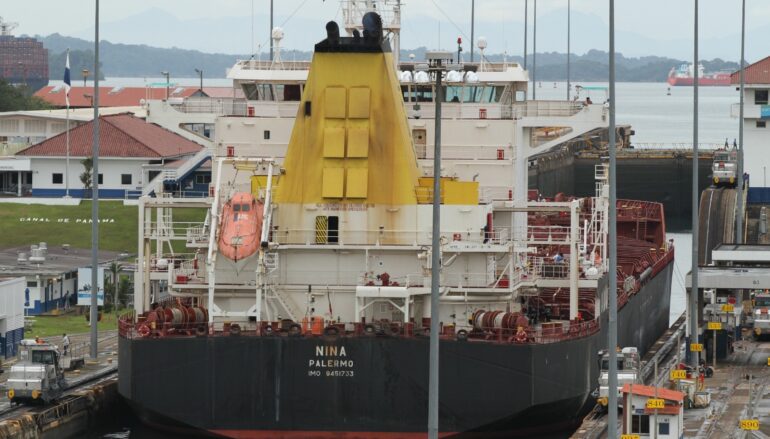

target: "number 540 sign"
[740,419,759,430]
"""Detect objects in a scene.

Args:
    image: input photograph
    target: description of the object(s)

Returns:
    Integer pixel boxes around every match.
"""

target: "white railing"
[479,187,512,204]
[178,97,247,115]
[271,227,511,246]
[513,100,584,118]
[410,103,512,120]
[630,142,723,150]
[526,225,571,244]
[173,148,211,181]
[234,59,312,71]
[730,102,763,119]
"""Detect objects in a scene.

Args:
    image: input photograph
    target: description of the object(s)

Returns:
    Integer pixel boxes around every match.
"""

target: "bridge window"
[52,173,63,184]
[233,204,241,212]
[241,204,250,212]
[757,121,766,128]
[121,174,132,185]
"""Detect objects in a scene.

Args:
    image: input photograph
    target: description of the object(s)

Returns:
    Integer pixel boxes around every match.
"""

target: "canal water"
[95,81,726,437]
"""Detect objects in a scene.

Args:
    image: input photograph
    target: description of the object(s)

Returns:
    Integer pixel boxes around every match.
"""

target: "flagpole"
[65,48,71,198]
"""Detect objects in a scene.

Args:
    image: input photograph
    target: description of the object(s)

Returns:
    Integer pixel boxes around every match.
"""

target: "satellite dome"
[272,27,284,40]
[477,37,488,50]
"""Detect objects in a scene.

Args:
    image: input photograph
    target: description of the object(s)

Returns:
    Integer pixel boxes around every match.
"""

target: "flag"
[64,50,71,108]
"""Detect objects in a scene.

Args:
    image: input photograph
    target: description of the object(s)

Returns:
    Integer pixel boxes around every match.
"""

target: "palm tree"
[108,261,124,311]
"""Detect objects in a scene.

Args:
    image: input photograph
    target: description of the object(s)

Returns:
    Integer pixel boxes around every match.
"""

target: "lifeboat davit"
[217,192,264,261]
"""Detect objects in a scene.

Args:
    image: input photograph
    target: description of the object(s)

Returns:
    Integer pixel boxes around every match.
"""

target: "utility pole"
[736,0,746,244]
[195,68,204,94]
[426,51,450,439]
[567,0,571,101]
[523,0,528,71]
[470,0,475,63]
[161,71,170,100]
[90,0,101,360]
[690,0,701,378]
[607,0,619,436]
[270,0,274,61]
[532,0,537,100]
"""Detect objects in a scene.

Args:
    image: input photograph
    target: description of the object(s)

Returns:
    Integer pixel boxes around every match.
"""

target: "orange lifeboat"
[217,192,264,261]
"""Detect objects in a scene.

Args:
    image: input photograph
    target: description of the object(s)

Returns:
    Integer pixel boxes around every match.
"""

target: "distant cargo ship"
[0,17,49,93]
[667,63,731,86]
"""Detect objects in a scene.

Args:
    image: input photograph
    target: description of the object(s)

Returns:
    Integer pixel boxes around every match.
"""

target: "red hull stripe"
[210,430,459,439]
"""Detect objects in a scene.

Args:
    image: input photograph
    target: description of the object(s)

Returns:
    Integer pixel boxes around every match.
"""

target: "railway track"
[0,331,119,422]
[570,313,687,439]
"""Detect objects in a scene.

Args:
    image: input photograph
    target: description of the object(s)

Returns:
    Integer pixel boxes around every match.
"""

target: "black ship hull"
[118,261,673,438]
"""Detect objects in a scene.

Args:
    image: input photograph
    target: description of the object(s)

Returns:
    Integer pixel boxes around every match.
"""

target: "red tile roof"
[16,113,202,158]
[731,56,770,85]
[621,384,684,402]
[33,86,242,108]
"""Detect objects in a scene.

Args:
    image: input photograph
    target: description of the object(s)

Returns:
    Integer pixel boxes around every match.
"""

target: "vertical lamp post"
[607,0,619,434]
[195,68,204,94]
[82,68,89,87]
[690,0,701,376]
[161,71,170,99]
[523,0,528,71]
[423,50,453,439]
[90,0,101,360]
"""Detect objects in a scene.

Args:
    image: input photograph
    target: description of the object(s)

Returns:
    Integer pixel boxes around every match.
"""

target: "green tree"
[107,261,124,310]
[80,157,93,197]
[0,79,51,111]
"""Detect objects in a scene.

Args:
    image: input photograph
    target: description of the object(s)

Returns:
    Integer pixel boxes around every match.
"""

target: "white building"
[10,113,203,198]
[731,56,770,187]
[622,384,685,438]
[0,277,26,358]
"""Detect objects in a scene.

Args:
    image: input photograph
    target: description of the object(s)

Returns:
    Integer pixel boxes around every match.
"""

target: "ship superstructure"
[119,12,673,438]
[667,63,731,87]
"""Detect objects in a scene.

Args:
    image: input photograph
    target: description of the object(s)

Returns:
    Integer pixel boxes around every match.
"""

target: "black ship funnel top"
[362,12,383,42]
[325,21,340,45]
[315,13,390,53]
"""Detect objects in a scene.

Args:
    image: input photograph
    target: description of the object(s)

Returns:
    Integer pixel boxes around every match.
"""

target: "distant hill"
[39,33,739,82]
[40,33,247,79]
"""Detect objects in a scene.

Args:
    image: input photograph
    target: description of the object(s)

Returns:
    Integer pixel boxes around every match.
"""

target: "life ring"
[138,324,151,338]
[323,326,340,337]
[363,324,376,336]
[513,329,528,344]
[456,329,469,341]
[229,324,241,337]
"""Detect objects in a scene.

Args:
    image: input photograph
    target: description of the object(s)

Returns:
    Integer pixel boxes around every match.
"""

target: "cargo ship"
[118,9,674,439]
[0,17,49,93]
[667,63,731,86]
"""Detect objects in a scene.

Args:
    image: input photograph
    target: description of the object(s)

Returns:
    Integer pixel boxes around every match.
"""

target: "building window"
[756,90,769,105]
[52,173,63,184]
[658,422,670,435]
[195,174,212,185]
[121,174,132,185]
[97,174,103,185]
[757,121,767,128]
[26,281,37,287]
[631,415,650,434]
[264,130,271,140]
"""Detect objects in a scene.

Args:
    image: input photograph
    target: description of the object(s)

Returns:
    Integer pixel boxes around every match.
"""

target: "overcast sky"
[3,0,767,59]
